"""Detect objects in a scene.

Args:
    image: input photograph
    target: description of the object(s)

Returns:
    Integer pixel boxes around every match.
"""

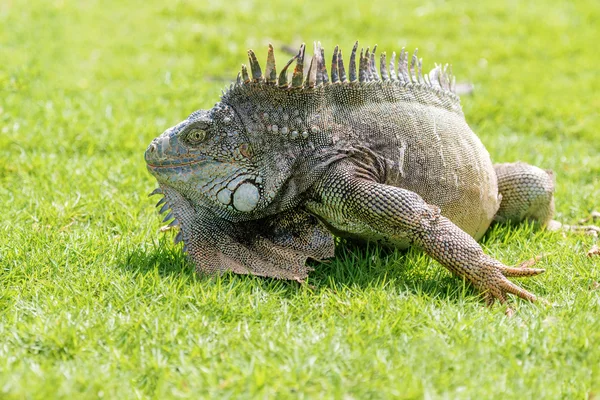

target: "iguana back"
[221,43,499,240]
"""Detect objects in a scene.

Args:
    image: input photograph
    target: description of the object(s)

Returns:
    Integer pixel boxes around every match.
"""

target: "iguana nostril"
[145,143,157,159]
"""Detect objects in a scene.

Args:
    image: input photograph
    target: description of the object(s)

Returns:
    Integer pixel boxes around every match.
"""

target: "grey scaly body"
[145,42,554,305]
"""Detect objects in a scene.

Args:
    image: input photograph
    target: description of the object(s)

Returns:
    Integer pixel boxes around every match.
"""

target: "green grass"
[1,0,599,398]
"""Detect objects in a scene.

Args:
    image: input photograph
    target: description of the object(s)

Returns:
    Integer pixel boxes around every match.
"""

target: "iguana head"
[145,44,337,222]
[145,103,265,219]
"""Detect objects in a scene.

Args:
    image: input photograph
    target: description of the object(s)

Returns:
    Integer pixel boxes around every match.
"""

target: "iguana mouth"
[146,159,206,169]
[145,137,211,170]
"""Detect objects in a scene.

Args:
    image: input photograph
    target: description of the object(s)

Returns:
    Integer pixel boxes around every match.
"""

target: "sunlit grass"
[1,0,598,398]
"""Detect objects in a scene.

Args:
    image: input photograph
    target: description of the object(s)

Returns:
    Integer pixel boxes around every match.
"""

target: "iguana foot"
[547,212,600,236]
[476,257,545,305]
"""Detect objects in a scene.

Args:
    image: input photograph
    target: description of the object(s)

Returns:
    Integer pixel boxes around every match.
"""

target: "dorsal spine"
[228,41,458,100]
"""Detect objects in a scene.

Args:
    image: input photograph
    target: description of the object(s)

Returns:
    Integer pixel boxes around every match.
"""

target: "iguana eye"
[184,129,207,145]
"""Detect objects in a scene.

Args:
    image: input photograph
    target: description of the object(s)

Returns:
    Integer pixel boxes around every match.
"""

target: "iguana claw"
[479,260,544,305]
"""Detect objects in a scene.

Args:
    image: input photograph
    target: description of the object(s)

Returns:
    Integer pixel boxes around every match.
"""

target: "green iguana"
[145,42,555,305]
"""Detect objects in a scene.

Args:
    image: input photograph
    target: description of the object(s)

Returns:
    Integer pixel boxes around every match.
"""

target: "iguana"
[145,42,555,305]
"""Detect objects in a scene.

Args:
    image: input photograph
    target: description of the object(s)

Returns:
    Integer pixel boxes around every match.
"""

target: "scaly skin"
[306,161,545,304]
[145,42,554,305]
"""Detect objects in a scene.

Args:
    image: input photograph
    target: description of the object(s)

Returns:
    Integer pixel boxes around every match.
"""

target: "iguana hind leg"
[495,163,600,235]
[306,162,544,304]
[494,162,555,225]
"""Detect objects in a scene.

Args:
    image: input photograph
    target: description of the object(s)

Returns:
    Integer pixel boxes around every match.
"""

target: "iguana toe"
[478,260,542,305]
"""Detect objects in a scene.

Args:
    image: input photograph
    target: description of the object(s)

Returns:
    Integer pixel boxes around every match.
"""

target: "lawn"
[1,0,599,398]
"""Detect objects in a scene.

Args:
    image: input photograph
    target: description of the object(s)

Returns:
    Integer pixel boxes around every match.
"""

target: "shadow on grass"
[310,240,478,302]
[119,233,477,304]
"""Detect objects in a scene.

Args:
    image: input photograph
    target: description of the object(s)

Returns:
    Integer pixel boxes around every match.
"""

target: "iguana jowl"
[145,42,554,305]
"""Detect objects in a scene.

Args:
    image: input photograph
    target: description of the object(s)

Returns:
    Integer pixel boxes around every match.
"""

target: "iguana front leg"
[306,163,544,305]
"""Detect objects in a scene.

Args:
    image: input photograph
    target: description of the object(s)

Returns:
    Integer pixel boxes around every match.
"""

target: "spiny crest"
[228,41,457,96]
